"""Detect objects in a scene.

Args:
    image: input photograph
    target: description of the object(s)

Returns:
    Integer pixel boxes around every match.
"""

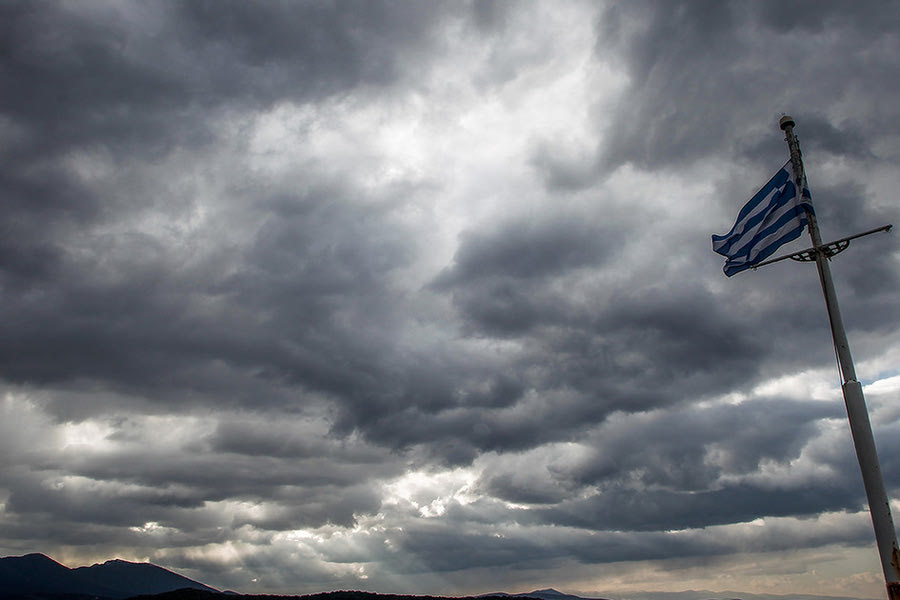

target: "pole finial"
[780,115,796,131]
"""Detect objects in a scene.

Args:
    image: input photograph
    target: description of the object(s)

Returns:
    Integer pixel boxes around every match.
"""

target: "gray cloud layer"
[2,1,900,598]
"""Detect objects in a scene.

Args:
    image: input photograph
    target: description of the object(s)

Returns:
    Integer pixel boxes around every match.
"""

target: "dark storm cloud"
[432,214,624,336]
[385,523,556,573]
[530,142,598,192]
[379,508,873,574]
[438,262,761,424]
[472,396,865,542]
[416,190,886,465]
[579,285,763,395]
[0,1,448,156]
[5,470,204,528]
[0,0,456,408]
[437,216,618,284]
[222,192,417,399]
[596,0,900,171]
[736,113,875,166]
[1,413,401,551]
[211,420,327,459]
[481,398,844,505]
[0,168,424,421]
[541,473,860,534]
[229,484,383,530]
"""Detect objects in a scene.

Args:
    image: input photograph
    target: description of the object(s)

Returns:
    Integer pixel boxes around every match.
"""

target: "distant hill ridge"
[0,553,218,599]
[483,589,608,600]
[128,590,571,600]
[0,555,575,600]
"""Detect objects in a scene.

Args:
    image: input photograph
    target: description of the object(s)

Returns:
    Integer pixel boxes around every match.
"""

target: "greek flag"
[712,162,813,277]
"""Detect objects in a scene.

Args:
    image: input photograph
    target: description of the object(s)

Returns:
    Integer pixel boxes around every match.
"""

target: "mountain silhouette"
[126,589,562,600]
[483,589,608,600]
[0,553,218,599]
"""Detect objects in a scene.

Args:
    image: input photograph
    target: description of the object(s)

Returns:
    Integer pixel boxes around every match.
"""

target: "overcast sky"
[2,1,900,599]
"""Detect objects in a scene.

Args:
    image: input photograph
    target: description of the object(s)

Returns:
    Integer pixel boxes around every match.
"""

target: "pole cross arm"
[790,239,851,262]
[751,223,892,270]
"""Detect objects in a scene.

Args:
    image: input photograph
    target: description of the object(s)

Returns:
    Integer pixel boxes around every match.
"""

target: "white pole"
[780,115,900,600]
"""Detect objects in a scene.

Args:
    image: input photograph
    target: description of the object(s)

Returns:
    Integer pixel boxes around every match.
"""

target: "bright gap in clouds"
[383,468,480,517]
[235,1,626,292]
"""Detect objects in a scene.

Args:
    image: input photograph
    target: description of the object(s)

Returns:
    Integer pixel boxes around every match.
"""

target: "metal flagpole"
[779,115,900,600]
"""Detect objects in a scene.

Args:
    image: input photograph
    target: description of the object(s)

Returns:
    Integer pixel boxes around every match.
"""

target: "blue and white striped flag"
[712,162,814,277]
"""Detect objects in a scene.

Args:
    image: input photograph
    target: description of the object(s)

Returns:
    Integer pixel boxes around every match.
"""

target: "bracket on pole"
[790,239,850,262]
